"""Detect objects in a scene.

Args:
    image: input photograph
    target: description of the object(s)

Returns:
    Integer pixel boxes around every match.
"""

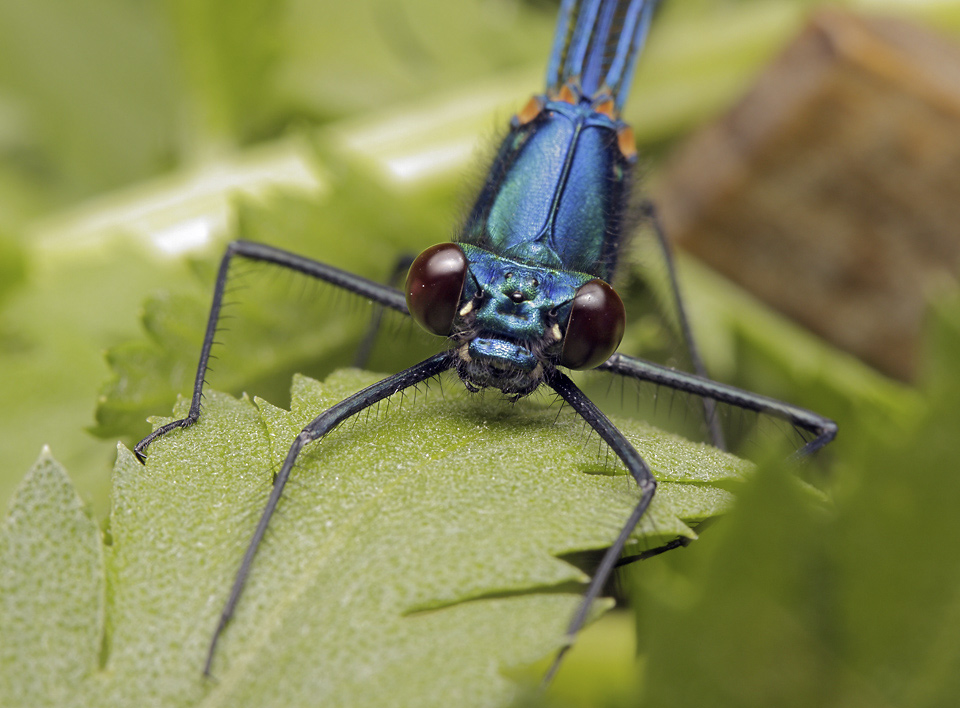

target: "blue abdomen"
[460,99,632,282]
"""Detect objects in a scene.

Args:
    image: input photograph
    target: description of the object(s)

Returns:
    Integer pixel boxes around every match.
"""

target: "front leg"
[134,240,410,461]
[353,252,417,369]
[598,352,837,456]
[640,199,725,449]
[542,368,659,683]
[202,351,454,676]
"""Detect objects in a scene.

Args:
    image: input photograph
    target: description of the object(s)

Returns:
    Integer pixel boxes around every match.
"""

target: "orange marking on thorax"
[593,97,616,118]
[515,95,545,126]
[558,83,578,104]
[617,125,637,161]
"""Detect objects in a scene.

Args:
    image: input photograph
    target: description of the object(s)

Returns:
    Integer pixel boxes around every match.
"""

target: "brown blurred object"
[654,9,960,382]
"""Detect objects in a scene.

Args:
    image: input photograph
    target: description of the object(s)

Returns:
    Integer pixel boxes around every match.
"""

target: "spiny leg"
[543,368,658,685]
[598,352,837,455]
[541,356,836,681]
[134,239,410,462]
[203,351,453,677]
[640,199,725,450]
[353,253,417,369]
[599,351,836,566]
[616,517,720,567]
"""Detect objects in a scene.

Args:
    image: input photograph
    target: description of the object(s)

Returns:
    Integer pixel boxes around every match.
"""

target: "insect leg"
[133,239,410,461]
[598,352,837,455]
[600,352,834,566]
[542,358,836,681]
[543,368,658,684]
[203,351,453,677]
[353,253,417,368]
[641,199,725,449]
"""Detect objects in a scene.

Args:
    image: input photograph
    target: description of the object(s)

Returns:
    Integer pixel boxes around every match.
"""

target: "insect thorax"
[459,97,634,284]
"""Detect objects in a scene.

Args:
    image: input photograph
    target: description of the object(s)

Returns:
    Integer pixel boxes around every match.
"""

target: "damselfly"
[135,0,836,681]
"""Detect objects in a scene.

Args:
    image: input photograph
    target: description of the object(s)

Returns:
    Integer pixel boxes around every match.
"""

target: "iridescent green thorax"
[460,98,633,284]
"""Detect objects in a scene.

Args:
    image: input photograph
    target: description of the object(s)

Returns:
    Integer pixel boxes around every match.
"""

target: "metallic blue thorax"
[448,0,658,394]
[460,99,632,284]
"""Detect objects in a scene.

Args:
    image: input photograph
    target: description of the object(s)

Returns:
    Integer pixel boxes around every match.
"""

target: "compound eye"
[405,243,468,336]
[559,279,625,370]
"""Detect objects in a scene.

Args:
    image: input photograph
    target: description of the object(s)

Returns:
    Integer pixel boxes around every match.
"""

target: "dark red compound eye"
[405,243,468,336]
[559,279,625,370]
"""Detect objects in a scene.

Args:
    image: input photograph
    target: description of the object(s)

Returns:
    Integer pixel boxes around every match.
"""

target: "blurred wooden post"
[655,10,960,381]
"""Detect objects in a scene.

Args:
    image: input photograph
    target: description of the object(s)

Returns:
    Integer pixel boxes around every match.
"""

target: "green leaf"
[0,235,208,521]
[0,0,179,204]
[2,370,750,707]
[92,158,450,445]
[632,293,960,707]
[164,0,282,144]
[0,449,105,706]
[0,232,25,307]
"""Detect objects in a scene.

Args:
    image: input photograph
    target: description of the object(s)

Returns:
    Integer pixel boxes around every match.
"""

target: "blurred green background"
[1,0,959,705]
